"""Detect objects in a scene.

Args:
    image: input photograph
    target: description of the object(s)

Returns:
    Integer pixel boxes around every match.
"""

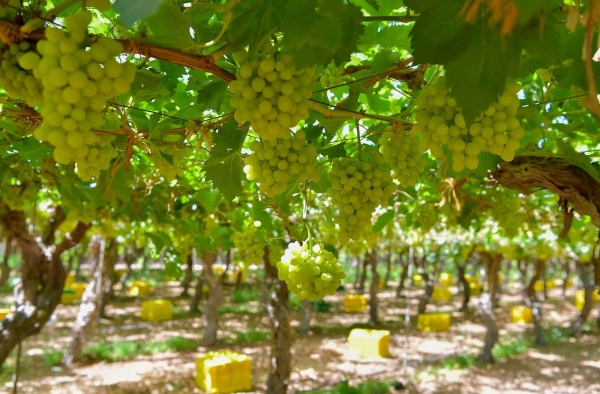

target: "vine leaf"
[557,140,600,183]
[373,209,396,233]
[143,3,198,53]
[114,0,164,28]
[409,0,521,122]
[197,189,222,213]
[276,0,364,68]
[203,120,246,201]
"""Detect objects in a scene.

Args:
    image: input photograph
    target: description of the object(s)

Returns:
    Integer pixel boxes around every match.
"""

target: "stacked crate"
[348,329,391,358]
[195,351,252,393]
[344,294,366,312]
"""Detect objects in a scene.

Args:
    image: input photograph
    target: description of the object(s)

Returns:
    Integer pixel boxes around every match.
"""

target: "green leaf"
[146,231,170,253]
[203,120,246,201]
[372,49,398,74]
[373,210,396,233]
[195,78,229,112]
[318,142,346,158]
[197,189,222,213]
[252,200,276,232]
[1,138,51,165]
[276,0,364,68]
[114,0,164,28]
[519,15,562,66]
[143,3,198,53]
[149,113,173,140]
[557,140,600,183]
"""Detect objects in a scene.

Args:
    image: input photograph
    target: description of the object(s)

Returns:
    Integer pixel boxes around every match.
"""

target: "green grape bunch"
[229,50,314,141]
[413,77,524,172]
[379,127,428,188]
[0,42,43,107]
[232,222,265,268]
[29,10,136,179]
[276,241,345,301]
[413,202,438,233]
[243,130,320,197]
[319,61,345,88]
[327,155,397,244]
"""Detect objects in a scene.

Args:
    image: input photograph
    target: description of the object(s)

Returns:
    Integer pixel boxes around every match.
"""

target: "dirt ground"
[1,281,598,394]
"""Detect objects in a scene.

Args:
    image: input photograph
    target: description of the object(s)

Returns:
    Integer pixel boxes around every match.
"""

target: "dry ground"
[0,281,598,394]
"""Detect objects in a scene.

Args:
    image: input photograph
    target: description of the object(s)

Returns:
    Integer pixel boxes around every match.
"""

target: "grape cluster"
[379,128,428,187]
[0,42,43,107]
[149,137,190,182]
[229,51,314,141]
[413,78,524,171]
[243,130,319,197]
[493,192,526,238]
[232,223,264,268]
[319,61,344,88]
[30,10,135,179]
[276,242,345,301]
[413,202,438,233]
[327,155,397,244]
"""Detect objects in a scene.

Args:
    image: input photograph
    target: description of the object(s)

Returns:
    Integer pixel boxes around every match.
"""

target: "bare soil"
[1,281,598,394]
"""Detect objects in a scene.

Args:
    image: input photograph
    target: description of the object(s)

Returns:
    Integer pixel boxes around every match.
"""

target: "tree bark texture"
[525,259,547,346]
[455,261,470,312]
[477,293,499,364]
[368,251,379,324]
[180,253,194,297]
[560,259,570,300]
[98,238,118,318]
[395,254,409,298]
[491,156,600,227]
[62,236,107,366]
[263,246,292,394]
[0,206,90,367]
[517,260,529,304]
[202,251,221,346]
[0,236,12,289]
[571,262,595,337]
[353,256,361,288]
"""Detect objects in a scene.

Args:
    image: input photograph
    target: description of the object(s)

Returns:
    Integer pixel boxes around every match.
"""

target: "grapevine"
[30,10,136,179]
[243,130,320,197]
[413,202,438,233]
[276,241,345,301]
[320,61,345,88]
[327,155,397,244]
[413,77,524,171]
[232,222,265,268]
[229,50,314,141]
[379,127,428,187]
[0,42,43,107]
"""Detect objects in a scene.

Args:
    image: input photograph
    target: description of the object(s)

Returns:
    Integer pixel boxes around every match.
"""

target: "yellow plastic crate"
[464,274,478,284]
[0,308,10,320]
[378,278,385,289]
[65,272,76,286]
[61,290,78,305]
[432,287,452,302]
[546,279,559,289]
[575,289,600,311]
[418,313,451,332]
[213,265,225,276]
[469,282,483,296]
[348,329,390,358]
[412,274,423,286]
[129,281,152,297]
[196,351,252,393]
[534,280,544,292]
[498,273,505,282]
[141,299,173,322]
[565,278,573,288]
[226,271,246,283]
[510,306,532,324]
[70,283,88,298]
[344,294,367,312]
[439,273,453,287]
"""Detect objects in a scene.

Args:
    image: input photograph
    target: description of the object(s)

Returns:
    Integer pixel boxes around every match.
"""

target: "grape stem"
[355,119,362,160]
[308,99,411,124]
[582,0,600,118]
[271,203,300,243]
[20,0,81,34]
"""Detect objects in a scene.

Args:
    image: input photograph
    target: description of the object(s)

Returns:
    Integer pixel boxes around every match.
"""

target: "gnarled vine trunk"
[263,246,291,394]
[480,251,502,308]
[395,253,409,298]
[477,293,498,364]
[98,238,118,318]
[180,253,194,297]
[517,260,529,305]
[353,256,361,288]
[63,236,111,366]
[571,262,594,337]
[298,299,311,335]
[455,261,470,312]
[383,251,392,288]
[560,258,570,300]
[526,259,547,346]
[358,254,368,294]
[0,206,89,366]
[202,251,220,346]
[0,236,12,289]
[368,250,379,324]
